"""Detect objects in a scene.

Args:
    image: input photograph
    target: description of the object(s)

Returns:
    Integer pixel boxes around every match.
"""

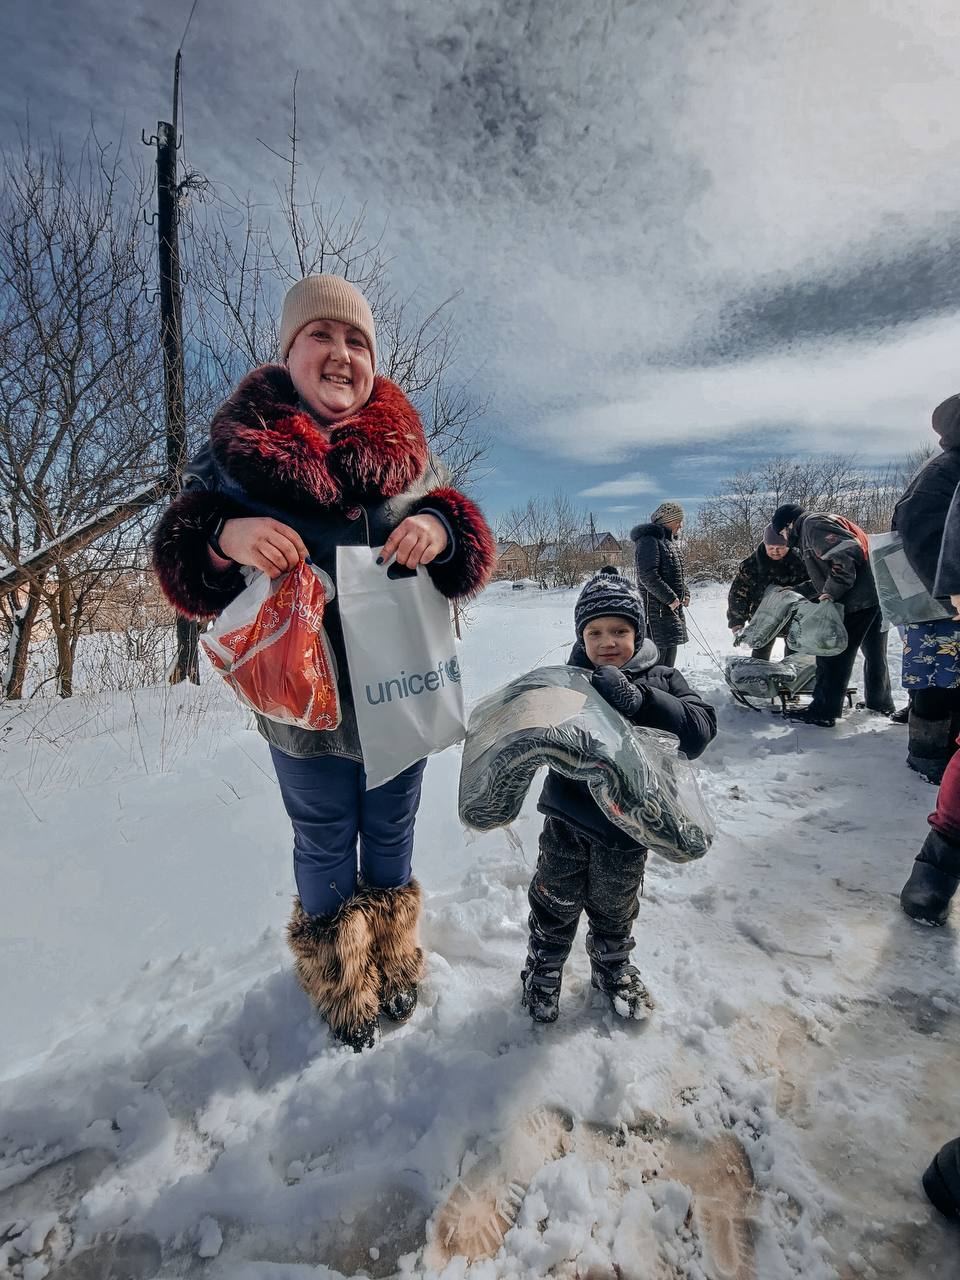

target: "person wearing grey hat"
[520,566,717,1025]
[153,275,495,1052]
[631,501,689,667]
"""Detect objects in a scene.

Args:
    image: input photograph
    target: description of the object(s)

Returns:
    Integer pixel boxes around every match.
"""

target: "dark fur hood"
[209,364,429,509]
[630,521,673,541]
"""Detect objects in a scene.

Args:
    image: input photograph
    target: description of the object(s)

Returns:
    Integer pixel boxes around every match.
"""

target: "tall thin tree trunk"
[52,572,75,698]
[168,616,200,684]
[4,584,41,699]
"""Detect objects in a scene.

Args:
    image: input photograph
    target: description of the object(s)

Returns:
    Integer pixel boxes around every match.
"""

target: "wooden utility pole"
[150,50,199,683]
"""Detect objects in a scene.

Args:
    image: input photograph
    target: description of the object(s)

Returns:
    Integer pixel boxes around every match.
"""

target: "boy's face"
[582,616,636,668]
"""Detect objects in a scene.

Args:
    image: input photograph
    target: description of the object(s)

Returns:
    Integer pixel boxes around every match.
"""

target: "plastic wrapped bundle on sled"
[785,599,847,656]
[737,585,805,651]
[458,666,714,862]
[725,654,818,701]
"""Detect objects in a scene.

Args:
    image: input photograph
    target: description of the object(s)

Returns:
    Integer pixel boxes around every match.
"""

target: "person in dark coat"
[521,567,717,1024]
[727,529,814,659]
[892,395,960,781]
[922,1136,960,1219]
[900,479,960,927]
[771,503,894,727]
[632,501,688,667]
[152,275,495,1052]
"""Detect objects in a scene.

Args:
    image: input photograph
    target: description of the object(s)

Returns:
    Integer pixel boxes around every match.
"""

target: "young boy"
[522,566,717,1023]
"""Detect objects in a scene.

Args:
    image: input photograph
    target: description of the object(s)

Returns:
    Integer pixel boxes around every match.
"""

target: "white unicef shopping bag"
[337,545,467,788]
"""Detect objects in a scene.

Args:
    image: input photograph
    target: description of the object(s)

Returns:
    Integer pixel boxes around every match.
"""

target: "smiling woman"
[151,274,495,1053]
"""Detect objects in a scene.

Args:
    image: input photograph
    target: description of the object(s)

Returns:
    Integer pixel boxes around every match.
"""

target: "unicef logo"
[444,656,462,684]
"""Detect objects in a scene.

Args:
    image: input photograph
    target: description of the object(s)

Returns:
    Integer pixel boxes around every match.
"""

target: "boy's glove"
[591,664,646,719]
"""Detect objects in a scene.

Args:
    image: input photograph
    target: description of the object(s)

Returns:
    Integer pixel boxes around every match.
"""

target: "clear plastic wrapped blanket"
[737,585,805,650]
[725,654,818,700]
[738,585,848,657]
[785,599,847,656]
[458,666,714,862]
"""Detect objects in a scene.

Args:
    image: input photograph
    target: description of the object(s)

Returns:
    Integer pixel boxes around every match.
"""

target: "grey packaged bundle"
[458,666,713,863]
[725,654,818,700]
[868,531,949,627]
[737,585,805,651]
[786,599,847,656]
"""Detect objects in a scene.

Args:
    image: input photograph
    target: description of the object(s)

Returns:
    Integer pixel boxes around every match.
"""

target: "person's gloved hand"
[591,664,646,719]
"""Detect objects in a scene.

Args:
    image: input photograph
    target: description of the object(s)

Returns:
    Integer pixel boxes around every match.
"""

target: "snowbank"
[1,583,957,1279]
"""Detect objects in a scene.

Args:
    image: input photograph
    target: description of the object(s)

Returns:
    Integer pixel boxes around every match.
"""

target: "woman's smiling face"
[286,318,374,424]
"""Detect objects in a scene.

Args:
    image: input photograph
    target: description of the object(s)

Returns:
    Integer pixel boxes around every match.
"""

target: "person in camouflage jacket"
[727,538,815,659]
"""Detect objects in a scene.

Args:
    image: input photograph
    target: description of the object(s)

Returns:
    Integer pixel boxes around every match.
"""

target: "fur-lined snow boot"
[287,893,382,1052]
[923,1136,960,1218]
[366,879,425,1024]
[586,931,654,1020]
[900,830,960,927]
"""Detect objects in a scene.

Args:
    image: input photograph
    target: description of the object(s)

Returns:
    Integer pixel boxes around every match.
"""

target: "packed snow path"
[1,584,958,1279]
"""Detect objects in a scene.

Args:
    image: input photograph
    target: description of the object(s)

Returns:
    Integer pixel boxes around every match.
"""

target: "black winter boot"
[923,1136,960,1218]
[586,931,654,1020]
[900,831,960,926]
[906,711,954,785]
[520,944,563,1023]
[890,703,910,725]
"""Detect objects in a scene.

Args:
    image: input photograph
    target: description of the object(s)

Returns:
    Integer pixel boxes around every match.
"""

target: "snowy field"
[2,582,958,1280]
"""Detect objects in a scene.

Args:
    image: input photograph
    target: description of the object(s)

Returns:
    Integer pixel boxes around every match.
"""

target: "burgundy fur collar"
[209,365,428,508]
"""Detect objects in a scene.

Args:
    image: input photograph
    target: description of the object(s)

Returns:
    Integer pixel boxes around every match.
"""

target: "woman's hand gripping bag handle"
[201,561,341,731]
[337,545,467,789]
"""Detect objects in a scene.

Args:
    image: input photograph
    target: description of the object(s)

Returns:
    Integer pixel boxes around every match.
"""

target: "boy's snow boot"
[900,831,960,927]
[923,1136,960,1218]
[586,931,654,1020]
[367,879,424,1025]
[287,894,381,1052]
[520,936,564,1023]
[906,711,954,785]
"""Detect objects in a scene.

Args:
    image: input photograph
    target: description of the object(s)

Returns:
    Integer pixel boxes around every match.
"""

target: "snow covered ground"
[2,582,958,1280]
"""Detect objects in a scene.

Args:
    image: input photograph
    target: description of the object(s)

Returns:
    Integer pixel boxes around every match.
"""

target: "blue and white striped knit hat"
[574,566,645,638]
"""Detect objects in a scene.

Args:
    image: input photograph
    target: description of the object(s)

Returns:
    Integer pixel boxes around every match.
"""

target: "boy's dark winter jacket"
[152,365,494,761]
[892,448,960,597]
[726,545,814,628]
[790,512,879,613]
[537,639,717,850]
[631,522,688,647]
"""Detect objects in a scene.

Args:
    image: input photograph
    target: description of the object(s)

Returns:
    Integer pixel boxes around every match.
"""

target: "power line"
[179,0,200,51]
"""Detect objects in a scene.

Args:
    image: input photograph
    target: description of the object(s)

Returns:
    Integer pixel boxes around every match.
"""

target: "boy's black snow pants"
[527,816,646,964]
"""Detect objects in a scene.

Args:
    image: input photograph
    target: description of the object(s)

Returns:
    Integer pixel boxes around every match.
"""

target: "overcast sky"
[4,0,960,528]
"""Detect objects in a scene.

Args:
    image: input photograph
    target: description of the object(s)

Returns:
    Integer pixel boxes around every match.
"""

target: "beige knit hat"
[279,274,377,368]
[651,501,685,525]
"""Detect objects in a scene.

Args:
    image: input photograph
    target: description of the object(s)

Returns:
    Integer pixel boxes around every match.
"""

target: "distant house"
[492,541,527,580]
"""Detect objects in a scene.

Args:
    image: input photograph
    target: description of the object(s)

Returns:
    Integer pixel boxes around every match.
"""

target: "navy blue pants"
[269,749,427,918]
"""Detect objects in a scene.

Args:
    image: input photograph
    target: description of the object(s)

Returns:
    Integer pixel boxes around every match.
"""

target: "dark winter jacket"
[152,365,495,761]
[726,545,814,628]
[789,512,879,614]
[935,481,960,599]
[537,639,717,850]
[891,449,960,598]
[631,522,688,647]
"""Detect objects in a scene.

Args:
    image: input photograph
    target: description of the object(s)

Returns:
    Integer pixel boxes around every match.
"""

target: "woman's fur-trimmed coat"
[631,522,688,648]
[152,365,495,761]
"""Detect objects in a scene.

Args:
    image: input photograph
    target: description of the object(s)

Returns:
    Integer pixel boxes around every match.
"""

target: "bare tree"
[0,131,167,697]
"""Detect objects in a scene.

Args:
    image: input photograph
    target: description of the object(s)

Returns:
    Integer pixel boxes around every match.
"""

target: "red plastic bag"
[201,561,341,731]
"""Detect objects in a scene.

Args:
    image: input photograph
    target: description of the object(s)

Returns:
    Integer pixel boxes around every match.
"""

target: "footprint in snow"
[663,1132,757,1280]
